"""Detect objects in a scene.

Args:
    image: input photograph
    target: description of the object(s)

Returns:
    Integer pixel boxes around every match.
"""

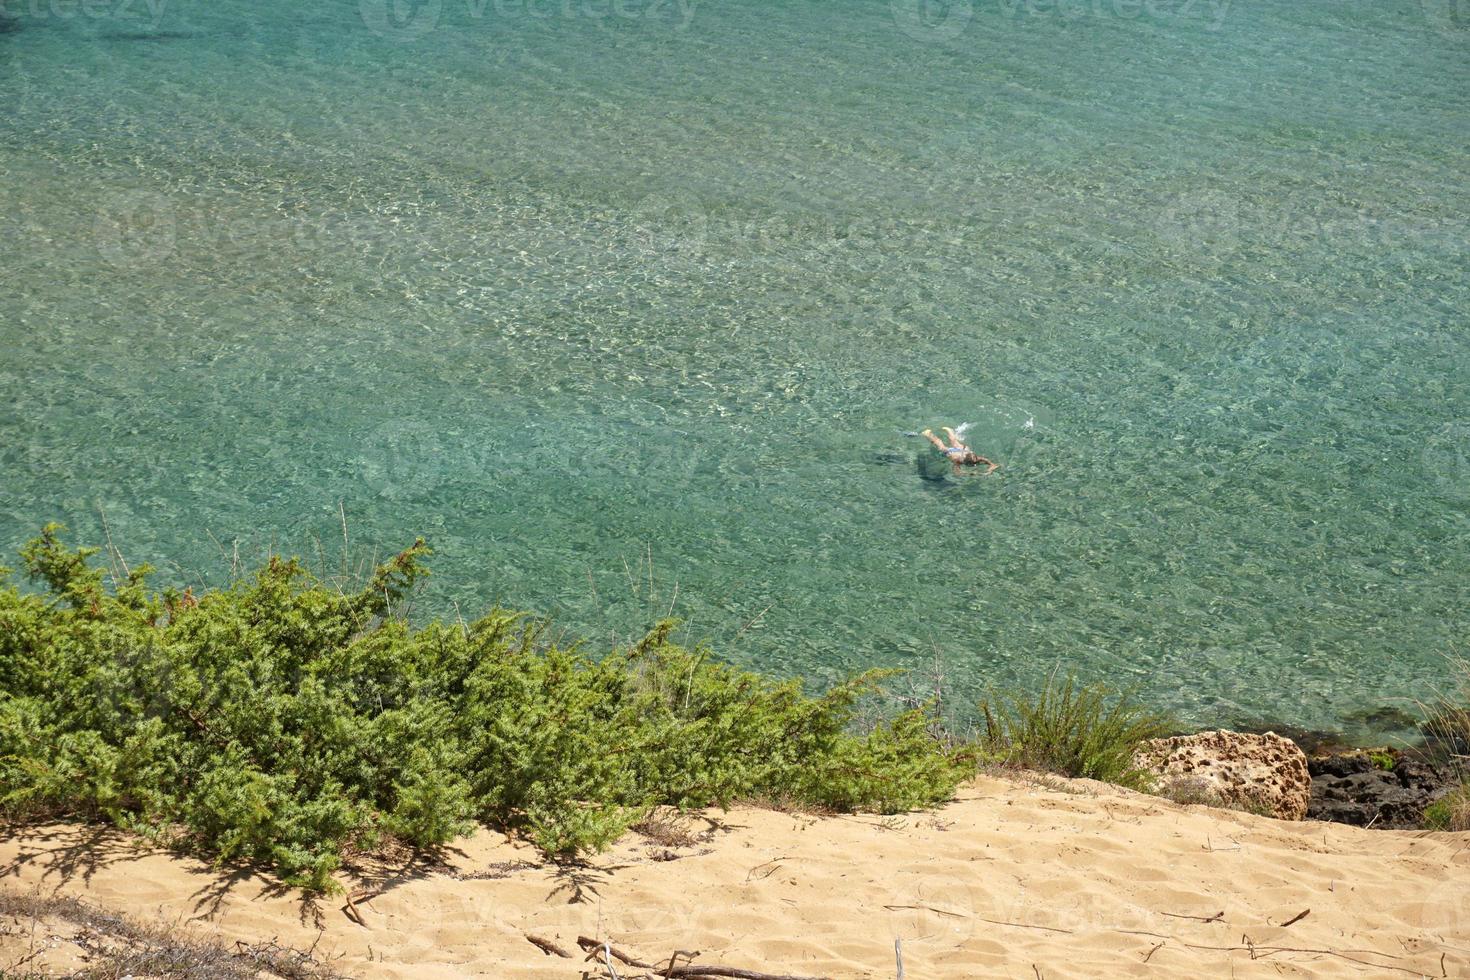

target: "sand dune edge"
[3,773,1467,979]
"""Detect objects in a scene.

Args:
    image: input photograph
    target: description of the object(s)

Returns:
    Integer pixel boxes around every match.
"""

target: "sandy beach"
[3,773,1466,979]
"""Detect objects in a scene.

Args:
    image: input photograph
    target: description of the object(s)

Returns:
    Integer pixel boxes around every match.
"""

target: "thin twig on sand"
[576,936,828,980]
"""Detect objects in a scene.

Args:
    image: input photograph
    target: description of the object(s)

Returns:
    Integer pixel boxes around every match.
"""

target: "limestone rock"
[1138,730,1311,820]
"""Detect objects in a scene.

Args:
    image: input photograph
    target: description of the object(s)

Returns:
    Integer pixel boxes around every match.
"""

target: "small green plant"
[978,671,1170,790]
[0,526,972,891]
[1369,751,1396,771]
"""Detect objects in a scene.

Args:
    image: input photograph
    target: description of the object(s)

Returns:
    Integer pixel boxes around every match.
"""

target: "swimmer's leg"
[921,429,948,452]
[942,426,964,449]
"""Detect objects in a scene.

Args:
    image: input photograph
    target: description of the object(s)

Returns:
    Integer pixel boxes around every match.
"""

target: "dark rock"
[1310,753,1374,779]
[1306,750,1453,829]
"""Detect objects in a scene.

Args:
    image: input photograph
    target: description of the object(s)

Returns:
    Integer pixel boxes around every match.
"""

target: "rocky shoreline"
[1262,720,1463,830]
[1140,725,1461,830]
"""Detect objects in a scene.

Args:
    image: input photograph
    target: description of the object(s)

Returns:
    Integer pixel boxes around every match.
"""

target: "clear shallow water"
[1,0,1466,734]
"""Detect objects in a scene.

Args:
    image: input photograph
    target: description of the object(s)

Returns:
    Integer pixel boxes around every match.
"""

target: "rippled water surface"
[2,0,1466,733]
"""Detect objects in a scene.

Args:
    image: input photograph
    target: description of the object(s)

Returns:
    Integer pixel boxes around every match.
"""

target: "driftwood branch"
[666,949,701,976]
[1277,908,1310,928]
[575,936,828,979]
[1114,929,1442,976]
[568,914,1448,980]
[526,934,572,958]
[340,892,366,927]
[1155,938,1427,976]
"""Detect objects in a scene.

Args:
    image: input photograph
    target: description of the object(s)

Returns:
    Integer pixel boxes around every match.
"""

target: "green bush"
[978,670,1170,790]
[1423,784,1470,832]
[0,526,969,891]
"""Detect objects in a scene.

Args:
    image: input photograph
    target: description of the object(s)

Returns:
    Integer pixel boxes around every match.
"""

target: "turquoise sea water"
[1,0,1466,734]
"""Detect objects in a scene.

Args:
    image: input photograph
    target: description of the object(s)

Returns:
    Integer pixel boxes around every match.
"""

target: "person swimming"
[922,427,999,475]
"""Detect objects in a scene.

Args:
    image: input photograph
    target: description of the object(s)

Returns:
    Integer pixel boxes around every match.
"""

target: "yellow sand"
[3,774,1467,978]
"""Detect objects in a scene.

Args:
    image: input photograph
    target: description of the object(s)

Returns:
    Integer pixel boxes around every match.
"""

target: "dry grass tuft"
[1425,786,1470,832]
[630,808,700,848]
[1153,776,1275,818]
[0,891,346,979]
[1423,656,1470,831]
